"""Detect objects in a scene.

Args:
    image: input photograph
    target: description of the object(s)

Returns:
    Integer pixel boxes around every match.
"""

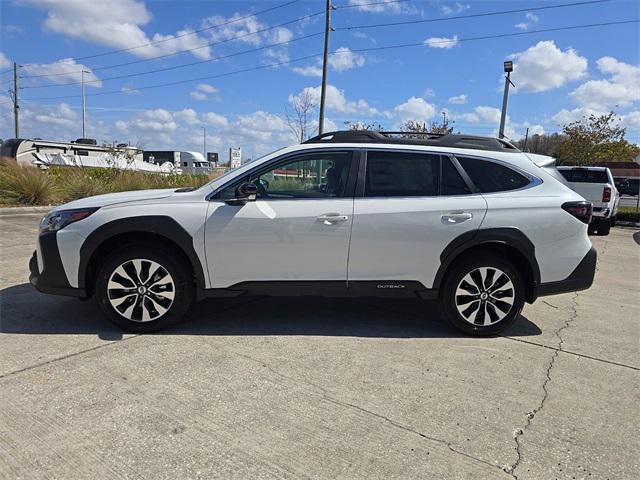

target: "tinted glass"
[457,157,530,193]
[559,169,608,183]
[441,157,471,195]
[365,151,439,197]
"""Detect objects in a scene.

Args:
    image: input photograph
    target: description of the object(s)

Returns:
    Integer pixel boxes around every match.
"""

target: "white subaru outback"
[30,131,597,335]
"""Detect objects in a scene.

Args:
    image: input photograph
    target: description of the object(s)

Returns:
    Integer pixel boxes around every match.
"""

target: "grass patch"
[0,163,224,206]
[617,206,640,223]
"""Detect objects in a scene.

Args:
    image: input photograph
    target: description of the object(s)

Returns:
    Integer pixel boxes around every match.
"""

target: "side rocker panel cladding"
[78,216,206,291]
[433,227,541,300]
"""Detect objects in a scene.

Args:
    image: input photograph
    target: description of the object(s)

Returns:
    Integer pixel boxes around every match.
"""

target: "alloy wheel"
[455,267,515,326]
[107,259,175,322]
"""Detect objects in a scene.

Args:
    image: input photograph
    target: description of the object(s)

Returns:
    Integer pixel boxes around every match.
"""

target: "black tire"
[610,216,616,228]
[597,218,611,236]
[439,255,525,336]
[94,245,194,332]
[588,222,597,235]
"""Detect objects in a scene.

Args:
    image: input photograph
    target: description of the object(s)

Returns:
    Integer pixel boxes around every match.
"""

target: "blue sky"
[0,0,638,160]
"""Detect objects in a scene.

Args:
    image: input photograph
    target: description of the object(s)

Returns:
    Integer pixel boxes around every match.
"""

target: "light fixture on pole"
[498,60,515,139]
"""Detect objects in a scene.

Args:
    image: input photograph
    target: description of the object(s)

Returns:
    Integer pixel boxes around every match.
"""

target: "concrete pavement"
[1,213,638,479]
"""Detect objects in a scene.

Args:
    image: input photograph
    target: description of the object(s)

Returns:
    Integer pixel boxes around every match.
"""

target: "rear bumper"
[538,247,597,297]
[29,232,86,297]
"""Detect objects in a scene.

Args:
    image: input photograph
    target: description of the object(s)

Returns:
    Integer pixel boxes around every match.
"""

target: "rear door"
[347,149,487,289]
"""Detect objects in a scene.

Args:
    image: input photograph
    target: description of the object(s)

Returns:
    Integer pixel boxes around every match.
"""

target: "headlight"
[40,207,99,233]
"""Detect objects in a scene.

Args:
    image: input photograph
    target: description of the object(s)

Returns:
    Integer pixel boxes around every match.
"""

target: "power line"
[21,31,324,89]
[75,0,301,62]
[21,19,638,103]
[336,0,610,30]
[20,9,325,80]
[334,0,412,9]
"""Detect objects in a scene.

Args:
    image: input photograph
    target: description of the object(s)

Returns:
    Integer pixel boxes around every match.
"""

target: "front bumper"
[538,247,597,297]
[29,232,86,297]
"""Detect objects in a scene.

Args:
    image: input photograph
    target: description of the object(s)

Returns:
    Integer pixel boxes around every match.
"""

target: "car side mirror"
[226,182,258,206]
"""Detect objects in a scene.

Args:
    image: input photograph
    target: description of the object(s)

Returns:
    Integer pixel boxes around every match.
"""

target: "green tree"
[554,112,639,165]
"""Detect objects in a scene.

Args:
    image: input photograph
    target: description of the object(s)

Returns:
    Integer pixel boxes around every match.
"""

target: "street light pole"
[499,61,515,139]
[202,126,206,159]
[81,70,89,138]
[12,62,19,138]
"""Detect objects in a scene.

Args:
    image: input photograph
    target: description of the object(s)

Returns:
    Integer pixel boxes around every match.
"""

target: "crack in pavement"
[507,240,610,479]
[231,350,509,476]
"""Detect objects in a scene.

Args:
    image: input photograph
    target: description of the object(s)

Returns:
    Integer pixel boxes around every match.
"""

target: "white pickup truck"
[557,166,620,236]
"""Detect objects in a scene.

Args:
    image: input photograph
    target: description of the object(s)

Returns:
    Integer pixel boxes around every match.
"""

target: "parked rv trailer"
[144,150,212,175]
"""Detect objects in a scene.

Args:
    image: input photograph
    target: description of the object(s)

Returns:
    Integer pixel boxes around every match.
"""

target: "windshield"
[197,146,287,191]
[559,169,608,183]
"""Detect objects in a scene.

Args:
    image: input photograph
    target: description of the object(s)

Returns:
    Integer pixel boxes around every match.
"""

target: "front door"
[348,149,487,289]
[204,150,356,288]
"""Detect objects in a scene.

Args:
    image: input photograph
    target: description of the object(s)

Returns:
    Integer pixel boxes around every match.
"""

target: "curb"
[615,221,640,229]
[0,206,54,215]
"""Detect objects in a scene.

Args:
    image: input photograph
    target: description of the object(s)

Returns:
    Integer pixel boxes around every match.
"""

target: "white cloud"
[457,106,503,124]
[292,46,365,77]
[22,0,212,60]
[174,108,200,125]
[448,94,468,105]
[291,85,380,116]
[31,102,78,128]
[348,0,417,14]
[424,35,459,49]
[622,111,640,130]
[268,27,293,44]
[189,83,219,101]
[393,97,437,122]
[552,107,604,126]
[570,57,640,110]
[514,12,539,30]
[21,58,102,87]
[441,2,470,15]
[121,86,140,95]
[190,91,208,101]
[202,12,264,46]
[291,65,323,78]
[196,83,218,94]
[0,52,10,69]
[423,88,436,98]
[328,47,365,72]
[510,40,588,93]
[203,112,228,128]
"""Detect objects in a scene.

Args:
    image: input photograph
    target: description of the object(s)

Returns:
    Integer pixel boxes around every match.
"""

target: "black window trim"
[208,147,359,201]
[356,148,479,198]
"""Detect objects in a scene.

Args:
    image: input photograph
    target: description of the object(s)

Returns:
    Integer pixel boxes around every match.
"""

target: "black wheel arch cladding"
[78,216,206,292]
[434,227,541,302]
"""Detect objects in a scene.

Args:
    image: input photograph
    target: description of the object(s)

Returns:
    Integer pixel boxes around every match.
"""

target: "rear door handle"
[318,213,349,224]
[441,212,473,224]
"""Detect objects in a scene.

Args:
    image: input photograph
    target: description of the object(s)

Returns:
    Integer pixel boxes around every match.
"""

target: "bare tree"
[344,121,385,131]
[286,90,318,142]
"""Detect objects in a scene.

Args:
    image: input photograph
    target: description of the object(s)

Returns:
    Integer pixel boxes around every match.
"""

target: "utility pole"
[81,70,89,138]
[318,0,335,135]
[12,62,19,138]
[202,126,206,159]
[499,60,515,139]
[523,127,530,151]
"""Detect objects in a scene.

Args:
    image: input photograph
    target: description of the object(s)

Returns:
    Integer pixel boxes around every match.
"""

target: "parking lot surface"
[1,212,638,480]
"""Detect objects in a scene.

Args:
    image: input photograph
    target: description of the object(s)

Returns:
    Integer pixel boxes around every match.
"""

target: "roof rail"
[303,130,520,153]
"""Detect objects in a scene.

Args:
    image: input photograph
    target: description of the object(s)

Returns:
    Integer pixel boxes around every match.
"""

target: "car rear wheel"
[597,218,611,235]
[95,246,194,332]
[440,255,525,336]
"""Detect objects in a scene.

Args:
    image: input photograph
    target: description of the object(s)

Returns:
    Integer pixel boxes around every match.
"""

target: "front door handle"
[318,213,349,224]
[442,211,473,224]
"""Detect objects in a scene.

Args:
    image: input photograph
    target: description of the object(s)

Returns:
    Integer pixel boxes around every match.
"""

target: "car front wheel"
[95,246,194,332]
[440,255,525,336]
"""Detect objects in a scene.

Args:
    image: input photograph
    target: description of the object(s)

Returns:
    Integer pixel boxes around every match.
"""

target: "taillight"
[602,186,611,203]
[562,201,592,224]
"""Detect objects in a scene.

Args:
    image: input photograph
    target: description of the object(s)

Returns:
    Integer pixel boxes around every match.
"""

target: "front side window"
[457,156,530,193]
[216,151,353,200]
[365,151,439,197]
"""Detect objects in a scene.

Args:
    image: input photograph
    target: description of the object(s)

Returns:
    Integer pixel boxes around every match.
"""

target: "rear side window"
[559,168,608,183]
[365,151,439,197]
[457,157,529,193]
